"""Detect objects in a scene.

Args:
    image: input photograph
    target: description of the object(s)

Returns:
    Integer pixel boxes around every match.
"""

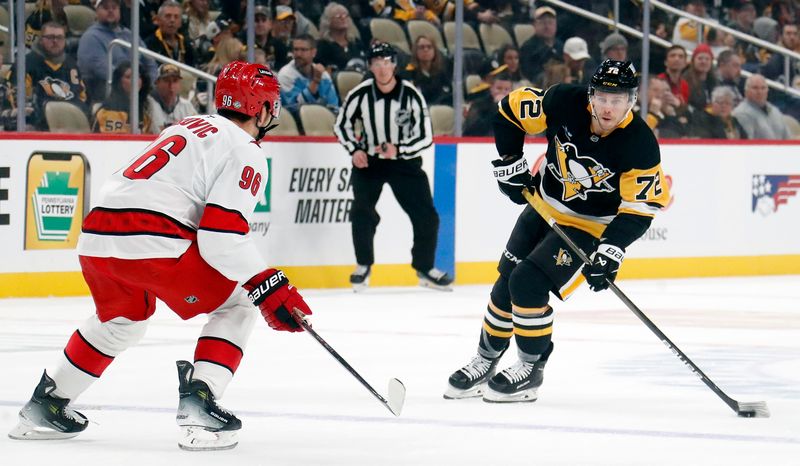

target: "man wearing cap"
[147,64,197,132]
[562,36,595,85]
[271,5,297,70]
[519,6,563,84]
[278,34,338,114]
[238,5,285,70]
[600,32,628,62]
[77,0,157,103]
[145,1,195,68]
[726,0,756,36]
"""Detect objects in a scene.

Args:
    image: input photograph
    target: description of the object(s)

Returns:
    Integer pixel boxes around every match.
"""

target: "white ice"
[1,276,799,466]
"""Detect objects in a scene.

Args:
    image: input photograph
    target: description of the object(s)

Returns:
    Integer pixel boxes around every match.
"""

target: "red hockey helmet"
[215,61,281,119]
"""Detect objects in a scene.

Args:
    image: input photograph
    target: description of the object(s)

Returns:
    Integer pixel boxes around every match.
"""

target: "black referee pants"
[350,157,439,272]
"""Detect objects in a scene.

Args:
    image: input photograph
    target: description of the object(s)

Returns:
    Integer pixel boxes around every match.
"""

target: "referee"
[334,42,453,292]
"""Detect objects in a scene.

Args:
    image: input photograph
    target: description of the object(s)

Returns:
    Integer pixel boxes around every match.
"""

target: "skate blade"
[178,427,238,451]
[482,386,539,403]
[419,279,453,292]
[351,277,370,293]
[443,382,487,400]
[8,417,81,441]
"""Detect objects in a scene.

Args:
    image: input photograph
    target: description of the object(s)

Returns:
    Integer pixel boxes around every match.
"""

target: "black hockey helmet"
[589,59,639,95]
[368,42,397,63]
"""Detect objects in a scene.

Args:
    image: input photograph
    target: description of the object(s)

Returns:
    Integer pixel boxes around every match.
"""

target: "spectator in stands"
[119,0,159,38]
[196,37,244,112]
[562,37,595,85]
[272,1,315,36]
[539,60,572,90]
[761,23,799,84]
[278,34,339,114]
[769,0,798,29]
[146,63,196,133]
[316,2,367,73]
[25,0,70,48]
[726,0,757,36]
[519,6,563,84]
[183,0,212,42]
[644,76,690,138]
[494,44,526,87]
[684,43,718,111]
[403,35,452,106]
[391,0,441,25]
[145,1,195,68]
[463,71,512,137]
[691,85,747,139]
[672,0,714,50]
[271,6,297,70]
[77,0,157,104]
[717,49,746,103]
[12,21,88,131]
[93,60,153,133]
[193,15,235,67]
[599,32,628,61]
[746,16,780,67]
[236,5,285,71]
[658,45,690,107]
[732,73,790,139]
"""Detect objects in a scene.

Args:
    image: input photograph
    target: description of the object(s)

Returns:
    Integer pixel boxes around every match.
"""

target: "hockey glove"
[491,155,534,205]
[582,243,625,292]
[243,269,312,332]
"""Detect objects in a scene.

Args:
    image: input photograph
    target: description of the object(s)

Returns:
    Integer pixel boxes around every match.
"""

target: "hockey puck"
[738,411,755,418]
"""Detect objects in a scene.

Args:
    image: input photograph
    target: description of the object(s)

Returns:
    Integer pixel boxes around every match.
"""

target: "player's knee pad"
[489,274,512,311]
[508,259,552,309]
[81,315,149,356]
[497,247,524,278]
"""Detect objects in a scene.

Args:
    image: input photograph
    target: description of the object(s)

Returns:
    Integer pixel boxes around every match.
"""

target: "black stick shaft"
[291,310,394,410]
[523,189,742,415]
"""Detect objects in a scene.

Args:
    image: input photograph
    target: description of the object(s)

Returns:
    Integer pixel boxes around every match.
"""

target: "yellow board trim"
[3,256,800,297]
[514,326,553,337]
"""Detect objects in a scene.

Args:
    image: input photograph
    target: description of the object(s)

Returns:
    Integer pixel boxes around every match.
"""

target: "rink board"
[0,134,799,296]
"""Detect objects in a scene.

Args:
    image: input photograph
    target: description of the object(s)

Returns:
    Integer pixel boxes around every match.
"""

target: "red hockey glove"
[243,269,312,332]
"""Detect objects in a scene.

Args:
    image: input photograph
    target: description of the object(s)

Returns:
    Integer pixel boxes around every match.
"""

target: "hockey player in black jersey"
[445,60,670,402]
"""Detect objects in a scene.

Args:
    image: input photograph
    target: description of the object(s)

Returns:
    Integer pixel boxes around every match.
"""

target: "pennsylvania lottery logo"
[752,175,800,216]
[32,171,78,241]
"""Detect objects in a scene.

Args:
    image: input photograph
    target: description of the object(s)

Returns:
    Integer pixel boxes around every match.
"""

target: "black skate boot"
[444,353,502,399]
[416,267,453,291]
[176,360,241,451]
[483,344,553,403]
[350,265,371,292]
[8,370,88,440]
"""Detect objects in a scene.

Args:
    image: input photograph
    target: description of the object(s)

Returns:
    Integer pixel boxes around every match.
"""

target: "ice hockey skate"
[417,267,453,291]
[175,360,241,451]
[483,358,548,403]
[8,370,88,440]
[444,354,501,399]
[350,265,371,292]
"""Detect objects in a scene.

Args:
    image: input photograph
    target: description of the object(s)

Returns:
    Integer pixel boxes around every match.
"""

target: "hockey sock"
[512,305,554,362]
[477,277,514,359]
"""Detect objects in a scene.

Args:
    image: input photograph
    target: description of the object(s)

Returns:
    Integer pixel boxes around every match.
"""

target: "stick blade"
[386,378,406,417]
[737,401,770,418]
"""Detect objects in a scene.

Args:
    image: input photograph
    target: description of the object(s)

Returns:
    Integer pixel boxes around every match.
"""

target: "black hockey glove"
[582,243,625,292]
[491,155,534,205]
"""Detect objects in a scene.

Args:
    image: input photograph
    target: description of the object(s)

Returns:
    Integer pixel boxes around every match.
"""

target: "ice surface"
[1,276,798,465]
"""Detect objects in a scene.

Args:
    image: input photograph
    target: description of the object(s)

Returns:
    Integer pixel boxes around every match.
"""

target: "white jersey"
[77,114,269,283]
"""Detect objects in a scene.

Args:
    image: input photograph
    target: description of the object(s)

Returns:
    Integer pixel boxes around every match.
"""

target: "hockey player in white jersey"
[8,61,313,451]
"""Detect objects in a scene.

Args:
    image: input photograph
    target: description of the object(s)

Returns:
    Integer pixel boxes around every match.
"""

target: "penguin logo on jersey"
[39,77,74,101]
[553,248,572,266]
[547,134,615,202]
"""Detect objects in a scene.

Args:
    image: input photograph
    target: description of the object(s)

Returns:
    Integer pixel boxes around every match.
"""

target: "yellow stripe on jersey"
[488,300,512,318]
[498,86,547,135]
[513,326,553,337]
[618,166,671,215]
[483,321,513,338]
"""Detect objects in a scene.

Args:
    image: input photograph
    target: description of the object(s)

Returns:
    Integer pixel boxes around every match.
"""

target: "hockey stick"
[522,189,770,418]
[291,308,406,417]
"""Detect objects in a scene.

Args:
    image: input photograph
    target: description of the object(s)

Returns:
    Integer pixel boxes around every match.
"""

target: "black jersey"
[496,83,670,248]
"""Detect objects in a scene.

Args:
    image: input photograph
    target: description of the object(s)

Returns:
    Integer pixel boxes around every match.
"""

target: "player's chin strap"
[256,116,280,141]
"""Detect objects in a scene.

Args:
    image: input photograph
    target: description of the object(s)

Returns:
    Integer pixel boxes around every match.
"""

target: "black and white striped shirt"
[334,78,433,159]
